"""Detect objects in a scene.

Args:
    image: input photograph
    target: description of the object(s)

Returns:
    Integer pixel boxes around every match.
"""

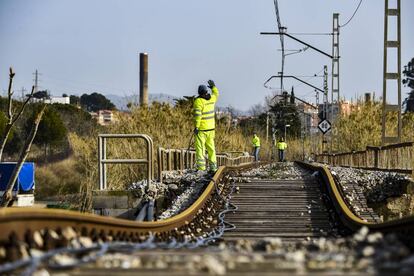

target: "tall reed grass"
[68,103,269,206]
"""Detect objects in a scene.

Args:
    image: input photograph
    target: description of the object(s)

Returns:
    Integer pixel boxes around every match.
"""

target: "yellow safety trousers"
[195,130,217,171]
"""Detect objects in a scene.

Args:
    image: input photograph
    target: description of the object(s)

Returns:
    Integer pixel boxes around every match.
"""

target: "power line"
[287,32,333,36]
[340,0,363,28]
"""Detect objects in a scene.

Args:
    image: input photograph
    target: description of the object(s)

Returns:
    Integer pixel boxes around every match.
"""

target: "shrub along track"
[1,162,414,273]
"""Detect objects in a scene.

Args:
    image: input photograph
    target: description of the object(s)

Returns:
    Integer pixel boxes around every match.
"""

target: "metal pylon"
[382,0,402,145]
[331,13,340,114]
[330,13,340,153]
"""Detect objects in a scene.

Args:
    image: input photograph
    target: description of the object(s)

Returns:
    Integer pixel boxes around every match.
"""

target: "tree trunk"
[0,124,13,161]
[0,105,46,207]
[0,68,15,161]
[0,78,34,162]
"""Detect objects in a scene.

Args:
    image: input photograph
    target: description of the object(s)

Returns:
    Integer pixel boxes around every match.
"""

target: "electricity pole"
[266,111,269,143]
[32,70,41,93]
[331,13,340,114]
[381,0,402,145]
[20,87,27,101]
[330,13,340,153]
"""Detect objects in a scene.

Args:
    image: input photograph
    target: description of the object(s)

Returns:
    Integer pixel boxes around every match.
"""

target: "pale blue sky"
[0,0,413,110]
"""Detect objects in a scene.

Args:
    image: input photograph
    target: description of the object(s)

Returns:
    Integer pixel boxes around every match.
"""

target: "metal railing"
[315,142,413,173]
[98,134,154,190]
[157,148,254,182]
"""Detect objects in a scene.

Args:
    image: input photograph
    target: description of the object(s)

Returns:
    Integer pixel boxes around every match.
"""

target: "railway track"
[1,161,414,274]
[224,178,333,241]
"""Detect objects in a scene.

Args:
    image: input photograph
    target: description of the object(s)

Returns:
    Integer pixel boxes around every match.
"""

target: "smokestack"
[365,93,371,103]
[139,53,148,106]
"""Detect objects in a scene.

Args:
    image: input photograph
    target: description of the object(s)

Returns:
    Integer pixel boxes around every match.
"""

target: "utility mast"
[330,13,340,153]
[33,70,41,93]
[381,0,402,145]
[331,13,340,116]
[20,87,27,100]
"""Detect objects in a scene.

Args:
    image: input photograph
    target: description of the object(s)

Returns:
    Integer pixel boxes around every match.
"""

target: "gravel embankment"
[126,169,213,220]
[330,167,412,204]
[158,170,212,220]
[234,162,310,182]
[44,227,414,275]
[8,163,414,274]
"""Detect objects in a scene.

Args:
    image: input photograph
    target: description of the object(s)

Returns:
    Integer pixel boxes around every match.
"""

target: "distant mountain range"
[105,93,248,115]
[106,93,176,110]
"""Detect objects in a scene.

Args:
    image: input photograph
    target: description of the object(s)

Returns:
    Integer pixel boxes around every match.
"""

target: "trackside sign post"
[318,119,331,134]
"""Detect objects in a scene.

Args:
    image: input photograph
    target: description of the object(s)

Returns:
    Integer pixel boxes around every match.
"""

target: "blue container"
[0,162,35,192]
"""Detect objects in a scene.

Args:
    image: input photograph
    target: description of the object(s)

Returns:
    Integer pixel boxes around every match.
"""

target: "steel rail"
[2,161,413,248]
[297,161,414,232]
[0,163,256,242]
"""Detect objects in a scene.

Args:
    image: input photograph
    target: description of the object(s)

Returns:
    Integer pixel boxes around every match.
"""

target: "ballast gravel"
[329,166,412,204]
[67,227,414,275]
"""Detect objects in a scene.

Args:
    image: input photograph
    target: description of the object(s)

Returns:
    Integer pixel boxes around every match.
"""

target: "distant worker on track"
[276,138,287,162]
[193,80,219,173]
[252,133,260,162]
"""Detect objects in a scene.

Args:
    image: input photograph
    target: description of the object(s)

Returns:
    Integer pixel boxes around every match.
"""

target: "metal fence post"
[98,134,153,191]
[158,148,163,182]
[98,136,103,190]
[102,137,107,189]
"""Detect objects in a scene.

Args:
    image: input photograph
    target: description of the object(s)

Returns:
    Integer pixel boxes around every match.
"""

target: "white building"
[43,96,70,105]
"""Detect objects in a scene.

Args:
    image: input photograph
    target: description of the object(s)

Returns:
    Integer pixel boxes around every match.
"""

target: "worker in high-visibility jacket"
[193,80,219,173]
[276,138,288,162]
[252,133,260,162]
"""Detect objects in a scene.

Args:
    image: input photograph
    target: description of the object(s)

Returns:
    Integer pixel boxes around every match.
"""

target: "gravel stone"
[329,166,412,204]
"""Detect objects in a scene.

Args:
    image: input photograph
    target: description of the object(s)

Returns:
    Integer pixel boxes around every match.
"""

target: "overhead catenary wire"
[340,0,363,28]
[283,68,326,91]
[287,32,333,36]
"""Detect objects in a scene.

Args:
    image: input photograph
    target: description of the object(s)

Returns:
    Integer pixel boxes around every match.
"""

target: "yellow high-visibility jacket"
[193,87,219,130]
[277,141,287,150]
[252,135,260,147]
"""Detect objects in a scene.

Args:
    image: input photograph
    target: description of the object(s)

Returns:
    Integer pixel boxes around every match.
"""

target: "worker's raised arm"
[208,80,219,101]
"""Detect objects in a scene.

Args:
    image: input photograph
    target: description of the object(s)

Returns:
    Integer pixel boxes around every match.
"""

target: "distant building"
[317,103,340,121]
[32,92,70,105]
[43,96,70,105]
[340,101,353,116]
[215,110,231,120]
[90,110,115,125]
[316,101,361,119]
[297,103,319,135]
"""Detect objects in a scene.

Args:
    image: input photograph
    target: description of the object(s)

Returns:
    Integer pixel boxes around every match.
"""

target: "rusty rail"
[297,161,414,233]
[157,148,253,182]
[315,142,413,174]
[0,163,258,242]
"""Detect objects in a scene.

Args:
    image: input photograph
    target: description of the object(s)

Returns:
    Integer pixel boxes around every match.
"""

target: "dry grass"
[332,101,414,152]
[67,103,263,208]
[35,157,81,200]
[60,101,408,208]
[284,101,414,158]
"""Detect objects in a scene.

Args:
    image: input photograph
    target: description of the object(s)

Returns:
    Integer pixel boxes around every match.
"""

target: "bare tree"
[0,68,35,161]
[249,103,266,117]
[0,105,46,207]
